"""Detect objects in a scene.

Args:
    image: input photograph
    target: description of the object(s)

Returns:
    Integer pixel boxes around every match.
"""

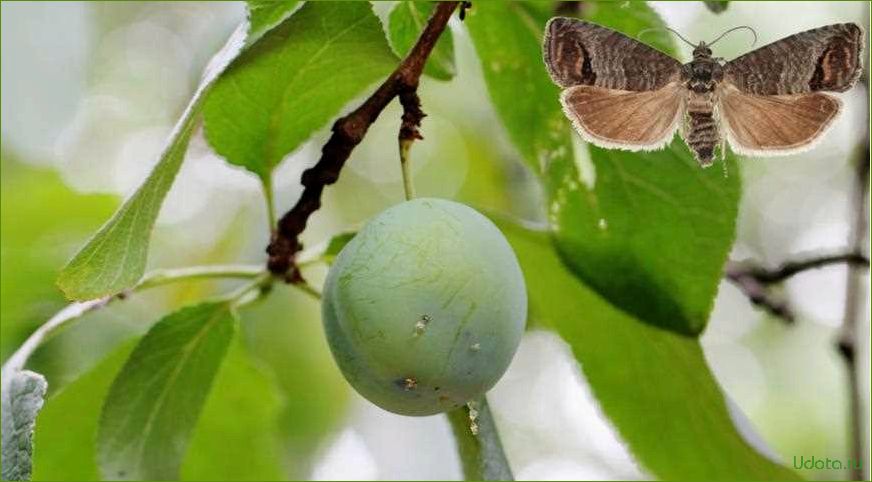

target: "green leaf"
[96,302,236,480]
[1,370,47,481]
[552,145,740,334]
[322,232,356,264]
[467,2,738,335]
[55,22,250,301]
[55,112,199,301]
[181,339,285,480]
[202,1,398,180]
[388,1,455,80]
[245,0,300,46]
[55,1,302,301]
[504,226,800,480]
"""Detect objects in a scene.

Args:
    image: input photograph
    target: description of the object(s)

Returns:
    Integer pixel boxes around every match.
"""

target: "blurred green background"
[1,1,869,480]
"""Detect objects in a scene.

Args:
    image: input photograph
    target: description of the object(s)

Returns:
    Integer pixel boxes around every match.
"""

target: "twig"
[135,264,265,290]
[291,280,322,301]
[728,253,869,284]
[224,272,274,307]
[725,252,870,322]
[1,264,266,383]
[266,1,460,277]
[446,397,514,481]
[838,143,869,481]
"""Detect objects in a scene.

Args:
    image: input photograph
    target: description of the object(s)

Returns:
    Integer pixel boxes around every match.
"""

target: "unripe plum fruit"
[322,198,526,416]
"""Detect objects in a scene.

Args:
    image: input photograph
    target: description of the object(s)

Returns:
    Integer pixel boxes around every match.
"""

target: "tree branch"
[267,2,460,277]
[725,252,870,322]
[838,145,870,481]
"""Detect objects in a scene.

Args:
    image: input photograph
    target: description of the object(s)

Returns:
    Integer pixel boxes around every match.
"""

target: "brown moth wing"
[543,17,681,90]
[720,85,841,156]
[561,83,683,150]
[724,23,863,95]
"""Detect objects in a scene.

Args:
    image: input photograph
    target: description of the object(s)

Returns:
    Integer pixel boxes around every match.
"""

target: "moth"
[543,18,864,166]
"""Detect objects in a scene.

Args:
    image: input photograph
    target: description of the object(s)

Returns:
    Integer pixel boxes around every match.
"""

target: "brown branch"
[725,251,870,322]
[839,144,870,481]
[266,2,460,277]
[727,252,869,285]
[399,91,425,144]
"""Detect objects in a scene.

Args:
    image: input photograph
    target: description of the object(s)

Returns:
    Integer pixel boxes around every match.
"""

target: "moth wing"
[543,17,682,91]
[719,84,841,156]
[561,83,683,151]
[724,23,863,95]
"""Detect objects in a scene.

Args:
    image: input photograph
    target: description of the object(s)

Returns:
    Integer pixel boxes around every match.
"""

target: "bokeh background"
[1,1,869,480]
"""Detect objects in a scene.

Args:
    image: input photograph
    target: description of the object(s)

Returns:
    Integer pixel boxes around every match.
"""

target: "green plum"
[322,198,527,416]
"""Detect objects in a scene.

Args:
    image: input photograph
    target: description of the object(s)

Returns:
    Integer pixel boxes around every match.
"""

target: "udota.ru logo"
[793,455,862,471]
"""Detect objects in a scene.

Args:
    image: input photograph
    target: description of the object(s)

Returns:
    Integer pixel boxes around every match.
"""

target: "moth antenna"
[638,27,696,49]
[708,26,757,48]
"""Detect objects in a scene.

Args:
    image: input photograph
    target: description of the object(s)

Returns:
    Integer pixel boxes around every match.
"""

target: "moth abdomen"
[685,110,720,166]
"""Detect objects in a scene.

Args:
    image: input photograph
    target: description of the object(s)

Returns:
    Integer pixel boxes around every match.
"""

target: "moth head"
[693,43,713,59]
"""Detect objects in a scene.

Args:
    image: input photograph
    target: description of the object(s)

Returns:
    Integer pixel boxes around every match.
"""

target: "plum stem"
[447,396,514,481]
[266,2,460,277]
[399,140,416,200]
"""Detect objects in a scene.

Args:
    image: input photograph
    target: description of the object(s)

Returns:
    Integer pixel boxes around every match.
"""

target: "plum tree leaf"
[552,144,740,335]
[96,302,236,480]
[55,109,200,301]
[1,371,47,481]
[202,2,398,181]
[505,226,799,480]
[245,0,300,46]
[466,1,738,335]
[323,232,356,264]
[55,25,251,301]
[55,0,301,301]
[388,1,456,80]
